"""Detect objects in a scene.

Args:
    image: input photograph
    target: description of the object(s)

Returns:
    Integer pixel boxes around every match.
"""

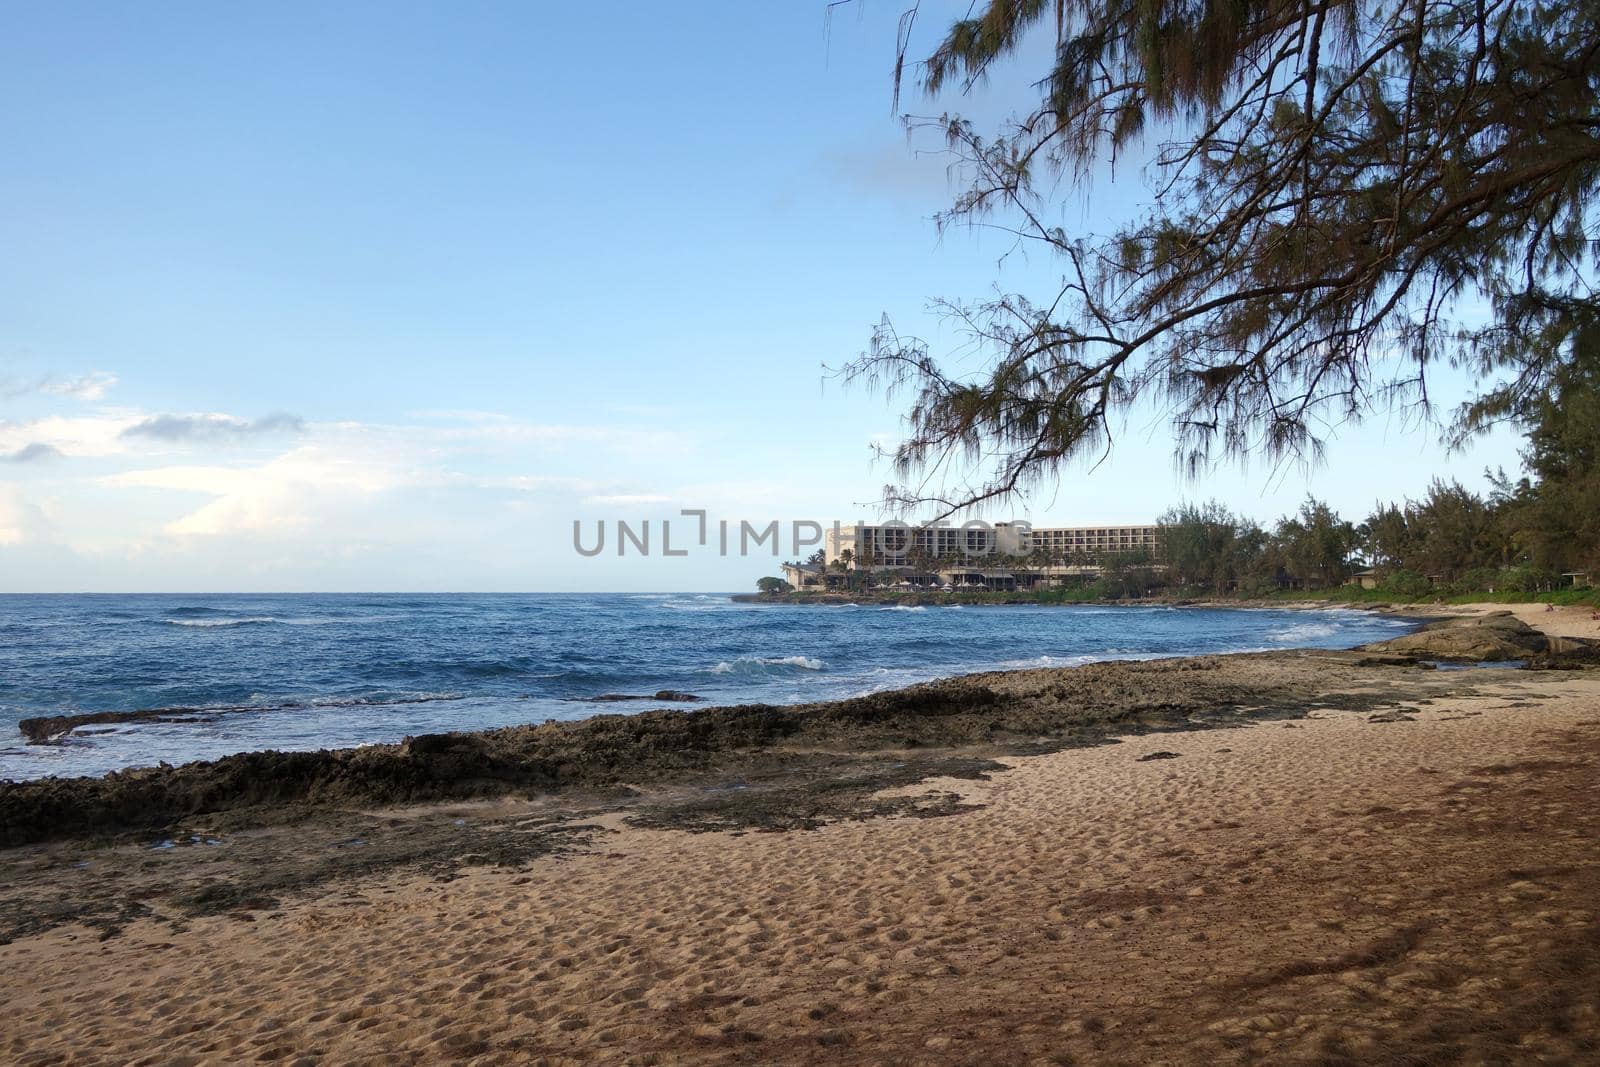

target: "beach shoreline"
[3,603,1592,850]
[2,621,1597,1063]
[741,587,1600,619]
[0,594,1426,784]
[0,648,1433,849]
[2,608,1596,1063]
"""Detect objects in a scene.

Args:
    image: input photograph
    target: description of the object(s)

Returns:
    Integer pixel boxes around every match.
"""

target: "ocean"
[0,593,1418,781]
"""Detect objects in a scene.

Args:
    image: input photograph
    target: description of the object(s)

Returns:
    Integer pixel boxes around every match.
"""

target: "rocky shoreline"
[5,611,1597,1064]
[1360,609,1599,661]
[7,635,1597,1064]
[4,613,1594,851]
[735,589,1425,612]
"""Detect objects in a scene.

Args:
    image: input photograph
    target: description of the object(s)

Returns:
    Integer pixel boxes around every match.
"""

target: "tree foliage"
[1404,478,1505,578]
[846,0,1600,514]
[1157,441,1596,595]
[1356,502,1410,570]
[1492,350,1600,571]
[1157,501,1267,593]
[1274,498,1356,586]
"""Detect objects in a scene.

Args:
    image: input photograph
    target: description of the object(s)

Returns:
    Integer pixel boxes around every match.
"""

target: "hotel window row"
[1027,525,1160,557]
[832,523,1161,565]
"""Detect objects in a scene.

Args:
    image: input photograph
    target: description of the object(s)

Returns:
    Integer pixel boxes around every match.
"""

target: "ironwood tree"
[843,0,1599,515]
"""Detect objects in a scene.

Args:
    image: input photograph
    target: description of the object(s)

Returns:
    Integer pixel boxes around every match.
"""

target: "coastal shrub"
[1032,585,1101,603]
[1232,574,1279,598]
[1380,570,1433,598]
[1323,584,1382,603]
[1439,565,1562,597]
[1498,564,1561,595]
[1452,567,1504,594]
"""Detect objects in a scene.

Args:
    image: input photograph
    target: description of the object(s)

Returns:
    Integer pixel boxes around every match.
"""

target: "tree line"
[767,353,1597,600]
[1159,356,1600,598]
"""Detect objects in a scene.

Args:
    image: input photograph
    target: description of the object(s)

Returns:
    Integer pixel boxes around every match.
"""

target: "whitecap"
[164,616,278,628]
[1272,622,1339,642]
[707,655,825,674]
[995,654,1099,669]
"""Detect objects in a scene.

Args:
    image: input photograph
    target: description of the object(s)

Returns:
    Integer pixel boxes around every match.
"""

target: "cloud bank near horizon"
[119,412,307,443]
[0,376,795,589]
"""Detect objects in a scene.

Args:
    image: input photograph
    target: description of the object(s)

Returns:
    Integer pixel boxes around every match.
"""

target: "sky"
[0,1,1523,592]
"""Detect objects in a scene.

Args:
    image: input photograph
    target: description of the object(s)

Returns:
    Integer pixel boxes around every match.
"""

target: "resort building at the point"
[782,521,1163,591]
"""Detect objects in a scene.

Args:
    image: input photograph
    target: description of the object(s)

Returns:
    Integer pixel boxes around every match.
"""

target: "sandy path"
[4,672,1598,1065]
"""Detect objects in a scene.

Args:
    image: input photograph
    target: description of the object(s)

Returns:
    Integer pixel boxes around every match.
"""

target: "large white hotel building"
[782,521,1162,591]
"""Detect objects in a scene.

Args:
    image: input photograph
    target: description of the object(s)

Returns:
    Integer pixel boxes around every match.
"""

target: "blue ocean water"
[0,593,1419,781]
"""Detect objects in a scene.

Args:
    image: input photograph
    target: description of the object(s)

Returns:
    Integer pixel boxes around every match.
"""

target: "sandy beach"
[10,0,1596,1058]
[1449,601,1600,642]
[2,615,1598,1064]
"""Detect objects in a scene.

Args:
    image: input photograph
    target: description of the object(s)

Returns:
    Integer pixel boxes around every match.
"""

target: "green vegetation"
[756,576,794,595]
[771,353,1599,607]
[840,0,1597,520]
[1153,489,1595,606]
[1154,351,1600,602]
[767,579,1600,609]
[1261,585,1600,609]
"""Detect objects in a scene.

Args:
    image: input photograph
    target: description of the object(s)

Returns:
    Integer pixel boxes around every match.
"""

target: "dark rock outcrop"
[0,650,1439,849]
[1360,612,1550,661]
[18,708,222,745]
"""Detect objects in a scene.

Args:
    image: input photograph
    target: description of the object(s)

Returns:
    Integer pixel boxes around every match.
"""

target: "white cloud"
[0,486,54,545]
[2,388,720,585]
[1,371,118,402]
[0,413,145,458]
[38,372,117,401]
[120,412,305,443]
[2,442,64,464]
[107,446,411,538]
[0,408,683,466]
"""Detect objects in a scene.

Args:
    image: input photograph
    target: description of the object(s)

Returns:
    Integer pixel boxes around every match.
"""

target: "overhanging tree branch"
[838,0,1600,515]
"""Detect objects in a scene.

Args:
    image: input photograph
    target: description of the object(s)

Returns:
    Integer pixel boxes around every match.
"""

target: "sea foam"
[708,655,825,674]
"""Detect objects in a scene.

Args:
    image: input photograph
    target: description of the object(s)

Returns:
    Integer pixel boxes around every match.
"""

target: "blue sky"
[0,2,1521,592]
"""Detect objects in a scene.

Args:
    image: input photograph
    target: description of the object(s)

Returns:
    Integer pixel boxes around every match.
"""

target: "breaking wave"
[1271,621,1340,642]
[708,655,826,674]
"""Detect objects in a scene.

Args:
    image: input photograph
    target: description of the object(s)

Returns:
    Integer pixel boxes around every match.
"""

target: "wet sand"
[2,646,1597,1064]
